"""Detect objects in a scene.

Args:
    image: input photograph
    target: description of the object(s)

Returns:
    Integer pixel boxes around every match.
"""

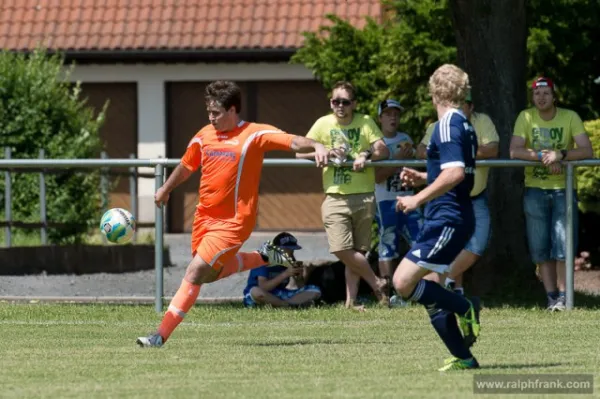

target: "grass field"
[0,303,599,399]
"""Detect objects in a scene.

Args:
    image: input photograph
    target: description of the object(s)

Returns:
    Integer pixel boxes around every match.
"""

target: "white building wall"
[68,63,315,224]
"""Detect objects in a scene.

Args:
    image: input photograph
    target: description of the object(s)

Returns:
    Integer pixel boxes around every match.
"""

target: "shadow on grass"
[479,362,568,370]
[480,290,600,309]
[240,338,384,346]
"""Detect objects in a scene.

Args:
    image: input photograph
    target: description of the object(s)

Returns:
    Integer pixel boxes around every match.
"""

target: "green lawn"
[0,304,598,398]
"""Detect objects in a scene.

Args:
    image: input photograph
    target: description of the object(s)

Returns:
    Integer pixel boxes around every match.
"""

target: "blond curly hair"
[428,64,470,108]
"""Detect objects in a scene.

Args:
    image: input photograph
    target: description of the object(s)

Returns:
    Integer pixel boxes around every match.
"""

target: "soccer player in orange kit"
[137,81,329,347]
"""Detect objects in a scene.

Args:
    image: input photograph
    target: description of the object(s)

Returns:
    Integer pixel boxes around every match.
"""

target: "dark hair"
[331,81,356,100]
[205,80,242,113]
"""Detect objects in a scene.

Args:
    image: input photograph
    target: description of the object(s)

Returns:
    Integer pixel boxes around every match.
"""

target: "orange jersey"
[181,121,294,237]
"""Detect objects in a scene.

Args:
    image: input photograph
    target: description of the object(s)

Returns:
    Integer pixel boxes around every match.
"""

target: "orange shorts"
[191,212,246,270]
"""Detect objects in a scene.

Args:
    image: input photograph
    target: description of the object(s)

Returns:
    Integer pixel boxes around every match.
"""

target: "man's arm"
[290,136,329,167]
[154,164,194,206]
[370,139,390,161]
[510,136,539,161]
[564,133,593,160]
[416,144,428,159]
[163,164,194,193]
[477,142,499,159]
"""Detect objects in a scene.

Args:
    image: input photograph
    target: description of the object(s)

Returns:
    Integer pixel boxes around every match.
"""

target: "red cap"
[532,77,554,90]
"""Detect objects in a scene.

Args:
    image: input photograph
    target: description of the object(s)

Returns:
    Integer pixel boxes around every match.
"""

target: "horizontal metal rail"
[1,157,599,312]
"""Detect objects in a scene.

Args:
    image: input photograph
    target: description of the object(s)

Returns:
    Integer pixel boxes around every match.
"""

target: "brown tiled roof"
[0,0,382,52]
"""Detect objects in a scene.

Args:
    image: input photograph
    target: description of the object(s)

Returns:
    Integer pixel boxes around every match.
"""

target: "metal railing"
[1,148,158,245]
[0,157,597,312]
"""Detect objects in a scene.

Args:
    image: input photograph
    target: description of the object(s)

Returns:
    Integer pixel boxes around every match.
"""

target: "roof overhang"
[13,48,298,64]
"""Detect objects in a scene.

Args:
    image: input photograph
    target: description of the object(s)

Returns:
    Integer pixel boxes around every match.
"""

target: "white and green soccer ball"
[99,208,136,244]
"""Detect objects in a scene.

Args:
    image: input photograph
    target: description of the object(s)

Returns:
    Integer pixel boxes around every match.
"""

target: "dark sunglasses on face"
[331,98,352,106]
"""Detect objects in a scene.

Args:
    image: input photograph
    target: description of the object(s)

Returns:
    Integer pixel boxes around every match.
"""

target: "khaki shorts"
[322,193,375,253]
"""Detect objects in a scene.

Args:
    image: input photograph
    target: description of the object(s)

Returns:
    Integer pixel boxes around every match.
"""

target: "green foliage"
[293,0,600,136]
[292,0,456,139]
[576,119,600,213]
[0,49,105,243]
[526,0,600,121]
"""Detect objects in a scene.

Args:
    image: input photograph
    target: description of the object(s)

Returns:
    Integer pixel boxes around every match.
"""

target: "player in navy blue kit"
[392,64,481,371]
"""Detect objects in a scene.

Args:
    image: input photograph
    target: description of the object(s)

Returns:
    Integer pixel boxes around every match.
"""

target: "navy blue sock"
[409,279,470,316]
[427,306,472,360]
[558,291,566,299]
[547,291,559,301]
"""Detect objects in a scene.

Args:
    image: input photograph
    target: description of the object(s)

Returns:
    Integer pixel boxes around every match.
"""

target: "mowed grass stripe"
[0,304,599,399]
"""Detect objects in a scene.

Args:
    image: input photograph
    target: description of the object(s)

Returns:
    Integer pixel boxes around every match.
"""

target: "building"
[0,0,382,232]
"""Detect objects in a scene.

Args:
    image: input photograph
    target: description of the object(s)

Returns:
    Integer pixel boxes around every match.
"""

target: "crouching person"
[243,232,321,308]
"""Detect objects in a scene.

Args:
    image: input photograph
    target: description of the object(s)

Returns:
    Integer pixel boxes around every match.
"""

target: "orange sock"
[157,279,200,342]
[217,252,266,279]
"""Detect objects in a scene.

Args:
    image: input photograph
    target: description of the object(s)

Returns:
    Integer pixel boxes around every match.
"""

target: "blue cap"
[378,99,404,116]
[273,232,302,250]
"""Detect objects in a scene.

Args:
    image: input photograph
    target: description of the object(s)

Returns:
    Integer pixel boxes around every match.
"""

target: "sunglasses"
[331,98,353,107]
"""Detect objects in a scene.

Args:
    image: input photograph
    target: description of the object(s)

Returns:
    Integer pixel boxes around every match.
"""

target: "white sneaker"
[390,295,410,308]
[136,333,163,348]
[258,242,295,268]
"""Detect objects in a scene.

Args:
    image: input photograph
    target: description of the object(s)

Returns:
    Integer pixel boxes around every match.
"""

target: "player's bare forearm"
[414,167,464,206]
[291,136,322,153]
[477,142,499,159]
[295,152,316,160]
[162,164,193,193]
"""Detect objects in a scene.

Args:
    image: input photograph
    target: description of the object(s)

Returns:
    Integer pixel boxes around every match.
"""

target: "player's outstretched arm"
[291,136,329,167]
[154,164,193,207]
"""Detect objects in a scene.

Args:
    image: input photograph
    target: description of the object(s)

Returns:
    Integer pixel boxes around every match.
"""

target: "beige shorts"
[321,193,375,253]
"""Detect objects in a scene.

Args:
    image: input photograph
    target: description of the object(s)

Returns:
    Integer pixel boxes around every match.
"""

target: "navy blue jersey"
[243,265,289,296]
[425,109,477,224]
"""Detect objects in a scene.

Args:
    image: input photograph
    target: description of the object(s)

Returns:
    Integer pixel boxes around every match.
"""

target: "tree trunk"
[449,0,536,296]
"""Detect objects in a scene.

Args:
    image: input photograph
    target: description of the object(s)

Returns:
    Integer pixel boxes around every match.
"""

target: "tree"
[0,49,105,243]
[294,0,599,297]
[526,0,600,121]
[292,0,456,140]
[449,0,533,293]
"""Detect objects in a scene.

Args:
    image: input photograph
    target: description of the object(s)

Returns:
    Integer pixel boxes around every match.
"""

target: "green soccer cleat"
[438,357,479,371]
[459,296,481,348]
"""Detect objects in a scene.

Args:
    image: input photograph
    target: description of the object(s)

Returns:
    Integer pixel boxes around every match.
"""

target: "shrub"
[0,49,106,243]
[576,119,600,214]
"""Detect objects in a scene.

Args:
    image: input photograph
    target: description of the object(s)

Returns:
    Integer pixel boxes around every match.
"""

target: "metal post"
[4,147,11,248]
[129,153,138,242]
[154,163,165,313]
[39,149,47,245]
[565,163,575,310]
[100,151,109,244]
[100,151,109,211]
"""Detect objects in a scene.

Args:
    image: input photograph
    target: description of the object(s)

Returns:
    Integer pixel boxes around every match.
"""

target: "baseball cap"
[273,232,302,250]
[532,77,555,90]
[378,99,404,116]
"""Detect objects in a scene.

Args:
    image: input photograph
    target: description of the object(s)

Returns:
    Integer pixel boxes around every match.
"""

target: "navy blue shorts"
[404,220,473,274]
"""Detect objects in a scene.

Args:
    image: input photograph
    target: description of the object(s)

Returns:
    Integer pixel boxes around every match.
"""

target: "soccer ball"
[99,208,136,244]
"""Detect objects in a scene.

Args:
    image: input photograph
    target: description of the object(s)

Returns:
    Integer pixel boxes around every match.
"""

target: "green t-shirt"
[513,107,586,189]
[306,113,383,194]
